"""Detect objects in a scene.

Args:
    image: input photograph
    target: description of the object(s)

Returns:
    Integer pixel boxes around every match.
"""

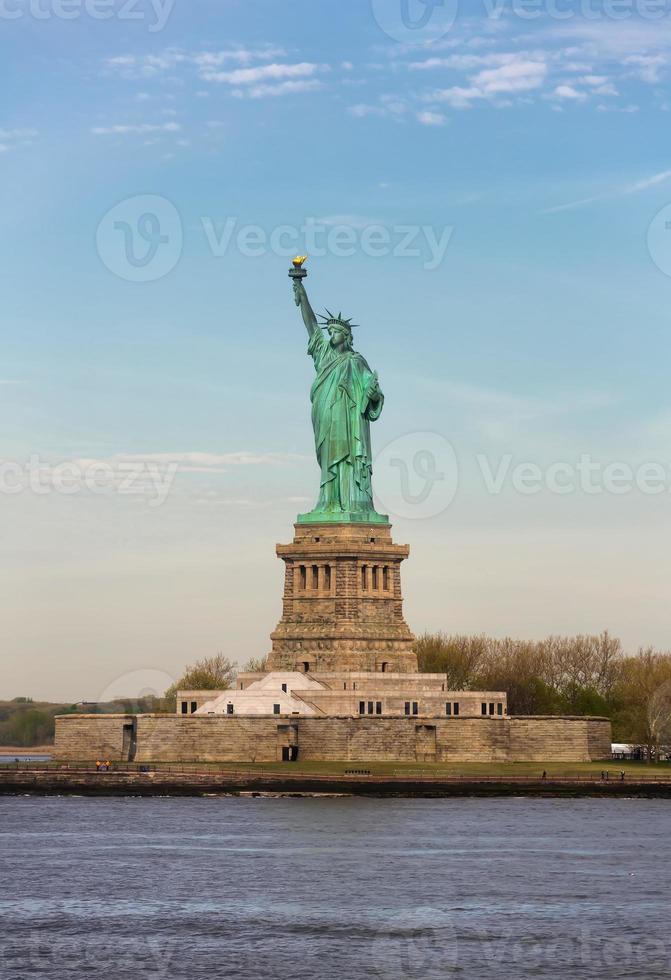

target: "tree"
[613,649,671,760]
[540,631,622,701]
[164,653,236,704]
[474,638,560,716]
[414,633,487,689]
[415,631,625,717]
[242,656,268,672]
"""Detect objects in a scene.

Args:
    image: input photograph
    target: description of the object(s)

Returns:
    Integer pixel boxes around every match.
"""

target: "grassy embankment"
[30,759,669,779]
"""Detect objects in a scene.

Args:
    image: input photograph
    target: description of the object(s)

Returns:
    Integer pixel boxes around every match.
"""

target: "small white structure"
[176,671,508,719]
[191,672,326,717]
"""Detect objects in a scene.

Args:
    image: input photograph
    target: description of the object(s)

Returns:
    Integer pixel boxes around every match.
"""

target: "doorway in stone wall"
[121,719,137,762]
[415,724,437,763]
[277,723,299,762]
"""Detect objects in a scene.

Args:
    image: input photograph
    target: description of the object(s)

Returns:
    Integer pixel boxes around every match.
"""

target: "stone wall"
[55,714,612,764]
[55,715,134,761]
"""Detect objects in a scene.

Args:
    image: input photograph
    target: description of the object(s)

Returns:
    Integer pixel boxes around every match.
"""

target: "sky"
[2,0,671,701]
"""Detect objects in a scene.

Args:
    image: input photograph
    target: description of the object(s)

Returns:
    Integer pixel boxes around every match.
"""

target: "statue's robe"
[307,329,383,515]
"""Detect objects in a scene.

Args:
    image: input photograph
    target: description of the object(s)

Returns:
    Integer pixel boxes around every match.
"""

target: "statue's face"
[329,327,347,351]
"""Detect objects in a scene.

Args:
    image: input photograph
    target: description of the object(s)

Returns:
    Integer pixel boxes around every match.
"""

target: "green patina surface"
[291,264,389,526]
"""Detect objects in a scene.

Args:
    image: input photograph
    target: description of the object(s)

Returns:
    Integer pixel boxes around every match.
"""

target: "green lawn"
[136,759,671,779]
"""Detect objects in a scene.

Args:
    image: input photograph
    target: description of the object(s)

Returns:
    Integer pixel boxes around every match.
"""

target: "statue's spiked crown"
[318,309,359,335]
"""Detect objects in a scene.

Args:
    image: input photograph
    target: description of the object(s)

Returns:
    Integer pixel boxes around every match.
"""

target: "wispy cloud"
[109,451,308,473]
[102,48,328,100]
[628,169,671,193]
[0,127,38,154]
[417,110,447,126]
[425,57,548,108]
[234,79,323,99]
[552,84,587,102]
[103,46,287,79]
[200,61,321,84]
[372,17,671,126]
[91,122,181,136]
[541,169,671,215]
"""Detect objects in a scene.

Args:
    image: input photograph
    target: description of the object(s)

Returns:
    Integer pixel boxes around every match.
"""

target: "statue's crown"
[318,309,358,332]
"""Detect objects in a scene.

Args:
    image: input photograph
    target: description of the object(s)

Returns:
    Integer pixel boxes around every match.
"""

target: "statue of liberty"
[290,259,388,525]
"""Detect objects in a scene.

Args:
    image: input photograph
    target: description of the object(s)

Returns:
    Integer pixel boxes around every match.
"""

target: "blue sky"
[2,0,671,699]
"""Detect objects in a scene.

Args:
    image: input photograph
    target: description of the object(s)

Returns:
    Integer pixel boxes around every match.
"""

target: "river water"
[1,796,669,979]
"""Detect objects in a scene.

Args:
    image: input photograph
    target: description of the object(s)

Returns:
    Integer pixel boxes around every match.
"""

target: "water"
[1,797,669,979]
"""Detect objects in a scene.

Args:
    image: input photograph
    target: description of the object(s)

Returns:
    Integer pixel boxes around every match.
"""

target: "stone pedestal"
[267,522,417,674]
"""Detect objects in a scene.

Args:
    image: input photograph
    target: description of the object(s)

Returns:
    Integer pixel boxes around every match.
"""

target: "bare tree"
[616,649,671,761]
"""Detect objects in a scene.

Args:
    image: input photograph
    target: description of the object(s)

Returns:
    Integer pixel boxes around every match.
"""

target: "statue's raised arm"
[293,277,319,337]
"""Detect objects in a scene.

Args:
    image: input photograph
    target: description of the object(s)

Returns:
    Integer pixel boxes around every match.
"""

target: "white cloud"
[237,79,323,99]
[348,103,386,118]
[106,451,307,474]
[553,84,587,101]
[0,127,38,140]
[201,61,321,85]
[104,47,288,80]
[192,47,286,69]
[429,57,547,107]
[417,110,447,126]
[91,122,181,135]
[580,74,607,86]
[624,54,668,84]
[541,168,671,215]
[627,169,671,193]
[0,127,38,154]
[545,21,671,57]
